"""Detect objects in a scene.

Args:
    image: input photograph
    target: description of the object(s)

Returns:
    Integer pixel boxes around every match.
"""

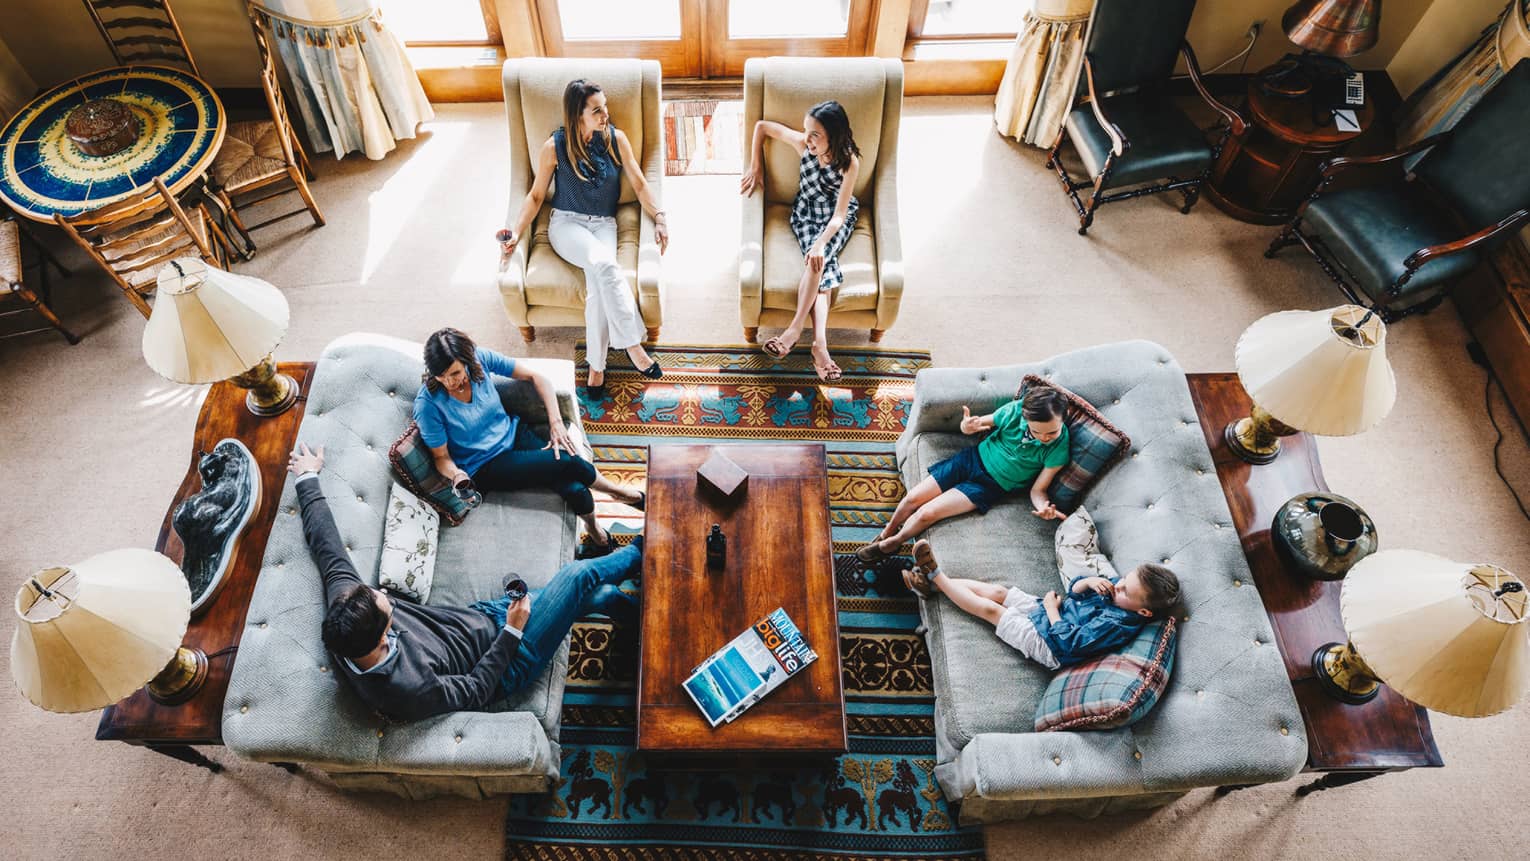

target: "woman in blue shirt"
[414,328,643,553]
[498,78,668,393]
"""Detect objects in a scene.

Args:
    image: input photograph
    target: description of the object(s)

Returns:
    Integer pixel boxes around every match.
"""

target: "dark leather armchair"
[1267,60,1530,322]
[1047,0,1244,234]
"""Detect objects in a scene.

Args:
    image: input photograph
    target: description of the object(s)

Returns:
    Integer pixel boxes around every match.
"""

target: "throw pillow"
[1017,375,1131,513]
[388,421,472,526]
[1054,507,1120,582]
[1034,616,1178,733]
[378,482,440,603]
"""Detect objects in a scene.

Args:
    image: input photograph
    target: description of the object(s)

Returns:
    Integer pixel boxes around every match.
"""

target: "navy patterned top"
[789,152,859,292]
[549,126,622,217]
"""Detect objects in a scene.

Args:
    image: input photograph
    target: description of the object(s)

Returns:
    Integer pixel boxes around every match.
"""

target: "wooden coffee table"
[637,444,846,756]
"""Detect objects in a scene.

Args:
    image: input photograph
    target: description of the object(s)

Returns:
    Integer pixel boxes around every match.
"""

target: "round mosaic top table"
[0,65,224,224]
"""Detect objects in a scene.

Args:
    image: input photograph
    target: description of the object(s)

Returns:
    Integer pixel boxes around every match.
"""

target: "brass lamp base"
[1223,403,1297,465]
[147,646,209,705]
[1311,641,1380,705]
[231,354,297,417]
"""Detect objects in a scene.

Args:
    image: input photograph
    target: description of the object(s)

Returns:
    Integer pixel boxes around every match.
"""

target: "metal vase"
[1271,492,1377,581]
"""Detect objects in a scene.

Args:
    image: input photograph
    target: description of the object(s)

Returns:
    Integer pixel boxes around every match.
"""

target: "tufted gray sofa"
[897,340,1307,821]
[222,334,582,799]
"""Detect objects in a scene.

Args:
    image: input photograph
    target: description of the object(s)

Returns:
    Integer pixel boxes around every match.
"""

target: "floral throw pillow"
[1054,506,1119,583]
[379,482,440,603]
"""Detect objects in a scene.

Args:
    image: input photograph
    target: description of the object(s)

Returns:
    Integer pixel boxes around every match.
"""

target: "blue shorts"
[927,446,1008,514]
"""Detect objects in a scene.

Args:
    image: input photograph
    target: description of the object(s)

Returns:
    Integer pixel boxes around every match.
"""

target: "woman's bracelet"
[652,209,667,221]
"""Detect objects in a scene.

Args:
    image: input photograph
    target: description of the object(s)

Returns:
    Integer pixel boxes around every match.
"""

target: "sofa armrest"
[495,357,585,454]
[499,60,533,327]
[739,59,766,329]
[873,57,904,333]
[896,365,1034,462]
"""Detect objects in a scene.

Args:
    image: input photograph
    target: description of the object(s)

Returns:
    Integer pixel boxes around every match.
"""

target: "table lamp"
[1261,0,1382,98]
[11,548,207,712]
[142,258,295,417]
[1314,549,1528,714]
[1225,304,1395,464]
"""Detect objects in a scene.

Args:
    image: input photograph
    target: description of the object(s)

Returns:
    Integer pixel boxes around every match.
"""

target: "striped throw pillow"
[388,421,472,526]
[1017,375,1131,514]
[1033,616,1177,732]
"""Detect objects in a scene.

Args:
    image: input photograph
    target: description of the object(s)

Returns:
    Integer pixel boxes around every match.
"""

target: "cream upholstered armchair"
[498,58,663,343]
[741,57,903,344]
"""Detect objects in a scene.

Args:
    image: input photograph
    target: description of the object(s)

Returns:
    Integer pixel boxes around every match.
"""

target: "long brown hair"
[422,328,484,393]
[808,100,859,173]
[562,79,621,182]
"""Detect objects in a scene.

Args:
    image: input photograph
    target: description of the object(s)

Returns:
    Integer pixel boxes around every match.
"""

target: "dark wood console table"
[96,362,315,771]
[1187,373,1442,794]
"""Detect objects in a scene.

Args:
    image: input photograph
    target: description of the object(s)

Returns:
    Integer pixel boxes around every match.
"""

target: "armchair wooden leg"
[743,326,759,344]
[1179,182,1202,214]
[1265,221,1299,258]
[645,326,660,343]
[10,283,80,344]
[519,326,536,343]
[869,328,885,343]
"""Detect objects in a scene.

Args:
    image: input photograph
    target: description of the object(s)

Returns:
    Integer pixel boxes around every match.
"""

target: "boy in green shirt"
[858,384,1071,563]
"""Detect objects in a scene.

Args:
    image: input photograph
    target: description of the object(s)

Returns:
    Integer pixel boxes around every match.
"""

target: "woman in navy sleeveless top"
[498,79,668,392]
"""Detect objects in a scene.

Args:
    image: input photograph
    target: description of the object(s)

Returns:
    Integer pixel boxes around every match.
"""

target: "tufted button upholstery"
[222,334,574,798]
[895,341,1305,822]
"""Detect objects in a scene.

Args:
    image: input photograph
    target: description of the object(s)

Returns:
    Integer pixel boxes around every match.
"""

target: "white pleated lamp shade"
[1341,549,1530,717]
[142,258,290,384]
[11,549,191,713]
[1234,305,1396,436]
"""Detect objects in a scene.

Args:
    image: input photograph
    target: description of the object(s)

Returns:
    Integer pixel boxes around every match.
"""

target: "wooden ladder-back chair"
[210,11,325,257]
[2,213,79,344]
[53,176,227,318]
[81,0,200,75]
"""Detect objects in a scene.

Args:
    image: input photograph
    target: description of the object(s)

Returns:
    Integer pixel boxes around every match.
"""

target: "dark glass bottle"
[706,523,726,570]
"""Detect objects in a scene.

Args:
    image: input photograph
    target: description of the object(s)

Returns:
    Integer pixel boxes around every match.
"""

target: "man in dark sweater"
[287,443,640,722]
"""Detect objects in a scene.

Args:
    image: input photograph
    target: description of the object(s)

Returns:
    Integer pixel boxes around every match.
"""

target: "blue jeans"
[472,538,642,695]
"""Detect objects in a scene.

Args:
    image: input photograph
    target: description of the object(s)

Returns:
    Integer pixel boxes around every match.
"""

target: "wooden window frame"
[906,0,1019,43]
[388,0,502,47]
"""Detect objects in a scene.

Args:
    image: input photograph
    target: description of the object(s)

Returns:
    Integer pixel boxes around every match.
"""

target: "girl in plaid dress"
[741,100,861,381]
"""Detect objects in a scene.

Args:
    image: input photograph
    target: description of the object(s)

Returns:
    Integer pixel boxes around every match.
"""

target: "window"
[378,0,496,45]
[554,0,683,41]
[908,0,1024,40]
[729,0,851,39]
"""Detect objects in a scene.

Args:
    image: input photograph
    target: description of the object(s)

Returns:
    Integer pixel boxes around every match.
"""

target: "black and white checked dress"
[789,151,859,292]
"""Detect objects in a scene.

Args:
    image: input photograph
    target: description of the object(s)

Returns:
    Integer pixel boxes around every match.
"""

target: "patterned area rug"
[504,344,985,860]
[663,100,744,176]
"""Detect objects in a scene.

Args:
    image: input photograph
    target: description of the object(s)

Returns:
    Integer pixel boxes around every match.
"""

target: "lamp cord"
[1469,341,1530,523]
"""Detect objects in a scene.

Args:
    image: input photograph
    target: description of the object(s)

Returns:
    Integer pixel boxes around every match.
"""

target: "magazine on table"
[682,607,818,727]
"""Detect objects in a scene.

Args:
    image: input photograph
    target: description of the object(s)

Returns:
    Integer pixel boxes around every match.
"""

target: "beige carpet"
[2,98,1527,859]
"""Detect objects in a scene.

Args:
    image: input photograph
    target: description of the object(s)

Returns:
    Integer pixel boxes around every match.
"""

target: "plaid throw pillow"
[388,421,472,526]
[1033,616,1177,732]
[1018,375,1131,513]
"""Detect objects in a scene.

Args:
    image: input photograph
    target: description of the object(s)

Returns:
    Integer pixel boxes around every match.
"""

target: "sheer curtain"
[251,0,434,160]
[1397,1,1529,147]
[994,0,1094,147]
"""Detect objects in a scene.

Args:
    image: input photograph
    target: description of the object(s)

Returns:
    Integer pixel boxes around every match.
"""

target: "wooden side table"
[1187,373,1442,794]
[96,362,314,771]
[1205,75,1376,225]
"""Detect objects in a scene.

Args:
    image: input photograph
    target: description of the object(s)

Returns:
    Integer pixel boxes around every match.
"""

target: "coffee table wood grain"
[637,444,846,755]
[1188,373,1442,794]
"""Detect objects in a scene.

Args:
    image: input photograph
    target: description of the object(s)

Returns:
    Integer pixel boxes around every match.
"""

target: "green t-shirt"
[976,400,1071,491]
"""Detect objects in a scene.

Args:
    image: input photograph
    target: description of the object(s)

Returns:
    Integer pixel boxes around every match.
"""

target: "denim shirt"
[1028,576,1147,666]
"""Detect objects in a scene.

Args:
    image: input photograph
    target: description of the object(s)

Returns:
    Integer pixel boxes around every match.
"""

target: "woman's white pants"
[548,209,644,372]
